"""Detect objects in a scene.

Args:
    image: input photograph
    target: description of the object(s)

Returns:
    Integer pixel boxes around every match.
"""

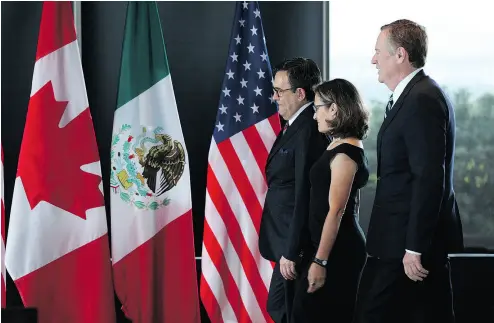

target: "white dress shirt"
[389,68,423,109]
[288,101,312,125]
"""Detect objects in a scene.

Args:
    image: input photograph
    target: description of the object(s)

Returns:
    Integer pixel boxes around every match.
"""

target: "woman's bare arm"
[315,153,357,261]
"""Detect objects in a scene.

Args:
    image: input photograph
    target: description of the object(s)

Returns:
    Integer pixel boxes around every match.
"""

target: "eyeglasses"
[272,87,296,97]
[313,103,331,111]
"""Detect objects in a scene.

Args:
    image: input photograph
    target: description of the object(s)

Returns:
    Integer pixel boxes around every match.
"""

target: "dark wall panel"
[1,1,323,319]
[79,1,324,256]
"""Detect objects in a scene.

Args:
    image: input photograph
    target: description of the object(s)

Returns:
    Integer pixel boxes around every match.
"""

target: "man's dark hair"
[381,19,428,68]
[273,57,321,101]
[313,78,369,140]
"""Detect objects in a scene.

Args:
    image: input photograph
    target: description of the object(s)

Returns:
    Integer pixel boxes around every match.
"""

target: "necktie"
[282,122,289,135]
[384,94,394,119]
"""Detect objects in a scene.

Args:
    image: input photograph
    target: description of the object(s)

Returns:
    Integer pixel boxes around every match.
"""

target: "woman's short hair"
[313,79,369,140]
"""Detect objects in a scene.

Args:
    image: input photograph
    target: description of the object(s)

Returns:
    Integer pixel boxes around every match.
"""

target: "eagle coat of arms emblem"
[110,124,186,210]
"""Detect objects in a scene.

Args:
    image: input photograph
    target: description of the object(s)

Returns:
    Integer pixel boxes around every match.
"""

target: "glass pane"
[329,2,494,250]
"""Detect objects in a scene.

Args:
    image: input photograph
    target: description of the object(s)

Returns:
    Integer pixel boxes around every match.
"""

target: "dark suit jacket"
[259,105,328,262]
[366,70,464,260]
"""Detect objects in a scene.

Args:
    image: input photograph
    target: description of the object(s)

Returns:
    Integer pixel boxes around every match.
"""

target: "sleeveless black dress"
[291,143,369,323]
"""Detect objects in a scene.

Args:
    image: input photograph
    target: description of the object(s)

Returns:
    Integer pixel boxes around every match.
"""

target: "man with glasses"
[259,57,328,323]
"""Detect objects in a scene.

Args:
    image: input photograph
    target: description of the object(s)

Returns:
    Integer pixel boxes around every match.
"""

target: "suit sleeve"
[284,125,323,261]
[403,93,447,254]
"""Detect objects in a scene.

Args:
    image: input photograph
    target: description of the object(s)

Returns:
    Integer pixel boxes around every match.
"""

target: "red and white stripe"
[201,114,280,323]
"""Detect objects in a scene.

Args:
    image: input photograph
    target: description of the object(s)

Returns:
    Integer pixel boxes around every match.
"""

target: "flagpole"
[322,1,330,80]
[73,1,82,55]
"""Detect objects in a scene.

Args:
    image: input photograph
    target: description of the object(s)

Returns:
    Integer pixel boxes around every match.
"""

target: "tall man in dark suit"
[355,20,464,323]
[259,58,328,323]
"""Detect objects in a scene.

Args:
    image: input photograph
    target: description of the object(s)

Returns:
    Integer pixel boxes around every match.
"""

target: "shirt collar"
[288,101,312,125]
[391,68,423,106]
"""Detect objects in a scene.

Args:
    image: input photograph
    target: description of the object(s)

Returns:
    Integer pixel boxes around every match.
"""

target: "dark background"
[2,1,325,321]
[1,2,493,323]
[1,0,324,262]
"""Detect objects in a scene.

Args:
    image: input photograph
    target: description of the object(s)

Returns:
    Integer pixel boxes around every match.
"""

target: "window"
[329,2,494,251]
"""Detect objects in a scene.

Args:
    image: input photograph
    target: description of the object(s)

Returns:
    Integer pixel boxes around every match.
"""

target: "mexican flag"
[4,2,116,322]
[110,2,200,322]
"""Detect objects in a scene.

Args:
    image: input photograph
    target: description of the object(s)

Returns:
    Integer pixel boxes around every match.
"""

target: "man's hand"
[280,256,297,280]
[307,262,326,293]
[403,251,429,281]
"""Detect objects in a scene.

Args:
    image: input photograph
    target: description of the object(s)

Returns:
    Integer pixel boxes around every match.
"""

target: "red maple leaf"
[17,81,104,219]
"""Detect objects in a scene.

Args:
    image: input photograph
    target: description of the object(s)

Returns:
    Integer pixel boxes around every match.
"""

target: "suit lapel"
[376,70,426,175]
[266,104,313,166]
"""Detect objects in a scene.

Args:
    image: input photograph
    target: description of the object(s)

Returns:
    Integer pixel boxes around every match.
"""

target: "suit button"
[377,177,380,181]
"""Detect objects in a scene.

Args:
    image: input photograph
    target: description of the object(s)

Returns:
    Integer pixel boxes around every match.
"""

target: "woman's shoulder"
[327,138,364,153]
[327,139,366,165]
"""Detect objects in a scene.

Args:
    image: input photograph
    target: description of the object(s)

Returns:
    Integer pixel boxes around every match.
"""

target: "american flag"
[200,1,280,323]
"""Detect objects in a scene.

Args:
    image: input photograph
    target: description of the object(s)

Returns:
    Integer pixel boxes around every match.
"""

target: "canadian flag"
[4,2,116,322]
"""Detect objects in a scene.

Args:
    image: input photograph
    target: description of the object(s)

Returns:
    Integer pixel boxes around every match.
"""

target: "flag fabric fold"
[200,2,281,322]
[110,2,200,322]
[4,2,116,322]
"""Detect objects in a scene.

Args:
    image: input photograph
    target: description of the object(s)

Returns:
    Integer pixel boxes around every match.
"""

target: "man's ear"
[297,88,306,101]
[396,47,407,62]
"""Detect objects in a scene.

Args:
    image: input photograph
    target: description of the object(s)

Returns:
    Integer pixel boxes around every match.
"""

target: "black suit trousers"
[267,262,297,323]
[354,256,455,323]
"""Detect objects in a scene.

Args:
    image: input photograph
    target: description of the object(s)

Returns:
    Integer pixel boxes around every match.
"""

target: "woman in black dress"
[291,79,370,322]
